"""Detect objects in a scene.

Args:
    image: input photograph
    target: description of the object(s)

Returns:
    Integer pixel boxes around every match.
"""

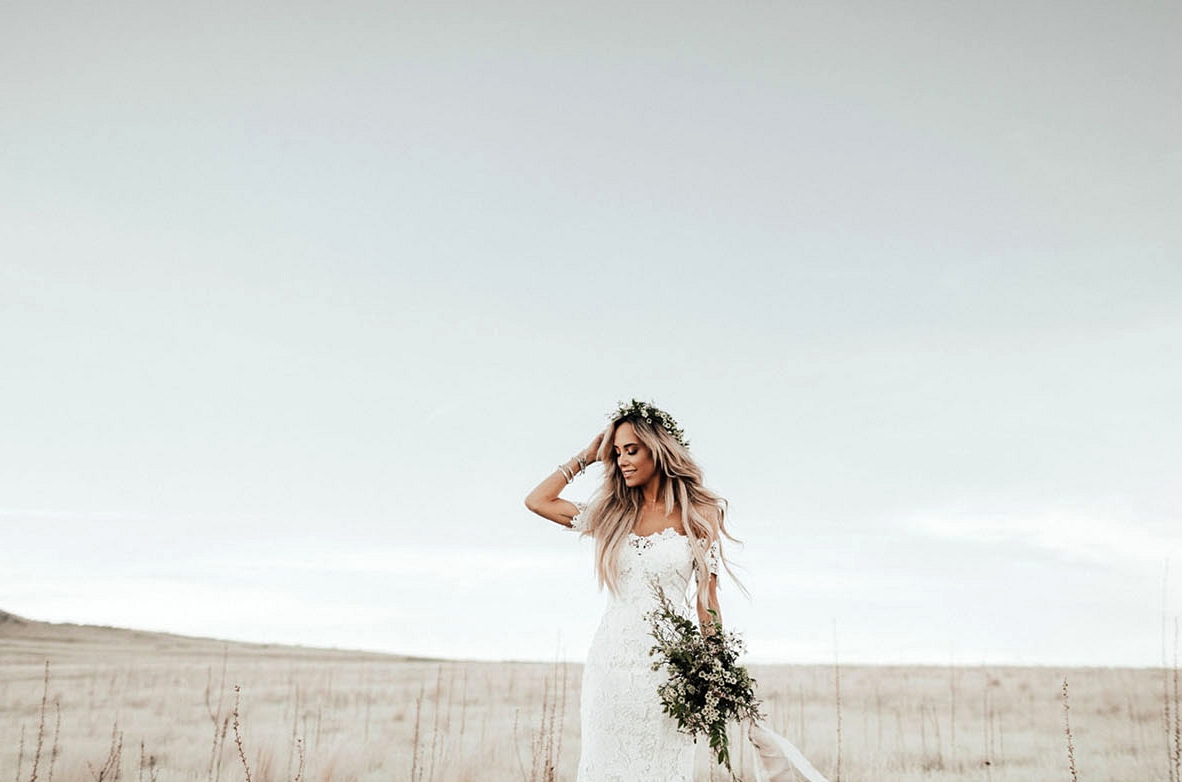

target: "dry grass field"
[1,608,1175,782]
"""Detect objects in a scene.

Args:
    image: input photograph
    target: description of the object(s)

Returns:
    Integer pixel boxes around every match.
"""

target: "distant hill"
[0,607,30,625]
[0,607,437,663]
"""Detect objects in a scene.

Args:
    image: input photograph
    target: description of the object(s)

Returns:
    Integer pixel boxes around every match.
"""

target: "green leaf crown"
[609,398,690,449]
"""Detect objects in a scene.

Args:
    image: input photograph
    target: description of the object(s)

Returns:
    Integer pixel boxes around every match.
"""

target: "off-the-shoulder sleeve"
[694,538,721,582]
[706,538,720,575]
[569,501,588,531]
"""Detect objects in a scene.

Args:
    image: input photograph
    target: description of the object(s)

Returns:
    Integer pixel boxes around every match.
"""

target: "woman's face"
[613,421,657,489]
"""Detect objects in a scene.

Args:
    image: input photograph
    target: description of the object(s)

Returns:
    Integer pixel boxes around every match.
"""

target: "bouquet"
[644,575,765,778]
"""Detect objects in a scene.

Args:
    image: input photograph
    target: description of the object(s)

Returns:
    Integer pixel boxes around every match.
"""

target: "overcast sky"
[2,1,1179,666]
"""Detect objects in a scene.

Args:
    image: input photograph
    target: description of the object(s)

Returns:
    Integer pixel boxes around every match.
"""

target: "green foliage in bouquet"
[644,576,766,778]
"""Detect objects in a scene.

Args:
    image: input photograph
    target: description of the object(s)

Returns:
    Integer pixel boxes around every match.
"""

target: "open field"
[1,609,1175,781]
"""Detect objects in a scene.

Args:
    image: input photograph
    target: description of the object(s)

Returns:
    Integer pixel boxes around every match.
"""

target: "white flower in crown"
[608,398,690,449]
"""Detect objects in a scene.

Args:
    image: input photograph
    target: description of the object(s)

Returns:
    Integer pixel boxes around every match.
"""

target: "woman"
[524,399,747,781]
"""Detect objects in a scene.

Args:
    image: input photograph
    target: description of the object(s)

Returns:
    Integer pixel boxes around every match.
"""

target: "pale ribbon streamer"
[745,718,833,782]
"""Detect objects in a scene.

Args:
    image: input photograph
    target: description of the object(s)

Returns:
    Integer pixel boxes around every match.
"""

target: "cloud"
[898,512,1181,566]
[203,541,586,577]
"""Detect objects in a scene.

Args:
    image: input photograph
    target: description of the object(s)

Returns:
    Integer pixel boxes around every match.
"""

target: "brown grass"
[0,616,1175,781]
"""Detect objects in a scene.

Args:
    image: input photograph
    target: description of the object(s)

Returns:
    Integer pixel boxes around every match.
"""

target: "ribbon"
[745,718,832,782]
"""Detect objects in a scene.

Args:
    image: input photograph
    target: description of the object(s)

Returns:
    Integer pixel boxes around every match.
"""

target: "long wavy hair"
[572,406,749,614]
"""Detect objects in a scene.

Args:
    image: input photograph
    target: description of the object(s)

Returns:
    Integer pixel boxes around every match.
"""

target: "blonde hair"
[573,408,749,614]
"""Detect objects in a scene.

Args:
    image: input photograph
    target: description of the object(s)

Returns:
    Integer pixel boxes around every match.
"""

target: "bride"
[525,399,832,782]
[525,399,744,780]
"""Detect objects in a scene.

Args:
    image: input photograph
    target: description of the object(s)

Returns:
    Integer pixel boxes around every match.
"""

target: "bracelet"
[576,454,588,474]
[557,462,574,483]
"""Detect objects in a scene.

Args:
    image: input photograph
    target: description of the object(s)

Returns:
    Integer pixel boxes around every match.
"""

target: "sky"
[1,1,1180,666]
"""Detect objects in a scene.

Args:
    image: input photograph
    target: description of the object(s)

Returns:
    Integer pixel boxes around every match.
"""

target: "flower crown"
[609,398,690,449]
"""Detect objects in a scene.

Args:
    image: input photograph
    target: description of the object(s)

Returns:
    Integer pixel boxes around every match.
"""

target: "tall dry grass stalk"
[286,677,302,781]
[993,702,1004,768]
[15,725,25,782]
[457,666,469,745]
[982,669,992,779]
[28,661,49,782]
[232,685,253,782]
[918,702,927,761]
[798,683,806,749]
[1173,617,1181,782]
[833,619,842,782]
[511,657,569,782]
[410,680,425,782]
[1062,678,1078,782]
[931,701,943,769]
[538,661,569,782]
[86,720,124,782]
[948,654,957,763]
[1165,564,1176,782]
[48,697,60,782]
[204,650,229,782]
[426,666,445,781]
[138,740,158,782]
[874,682,882,754]
[10,662,60,782]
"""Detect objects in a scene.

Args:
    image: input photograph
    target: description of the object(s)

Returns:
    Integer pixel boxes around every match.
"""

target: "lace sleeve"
[706,538,720,575]
[569,501,588,531]
[694,538,721,581]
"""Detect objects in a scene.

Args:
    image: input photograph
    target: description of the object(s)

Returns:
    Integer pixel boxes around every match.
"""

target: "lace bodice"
[569,501,720,580]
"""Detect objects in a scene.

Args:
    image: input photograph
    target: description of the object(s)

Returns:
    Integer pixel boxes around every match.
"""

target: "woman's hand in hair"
[522,428,605,528]
[583,430,605,464]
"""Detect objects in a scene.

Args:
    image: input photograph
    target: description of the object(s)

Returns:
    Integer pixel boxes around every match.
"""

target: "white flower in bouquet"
[644,576,766,779]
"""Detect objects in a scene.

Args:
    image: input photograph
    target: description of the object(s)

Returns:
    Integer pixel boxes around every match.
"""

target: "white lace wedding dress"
[569,502,719,782]
[569,502,834,782]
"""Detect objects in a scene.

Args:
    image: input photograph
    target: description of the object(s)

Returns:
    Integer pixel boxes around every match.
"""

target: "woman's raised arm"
[524,430,604,528]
